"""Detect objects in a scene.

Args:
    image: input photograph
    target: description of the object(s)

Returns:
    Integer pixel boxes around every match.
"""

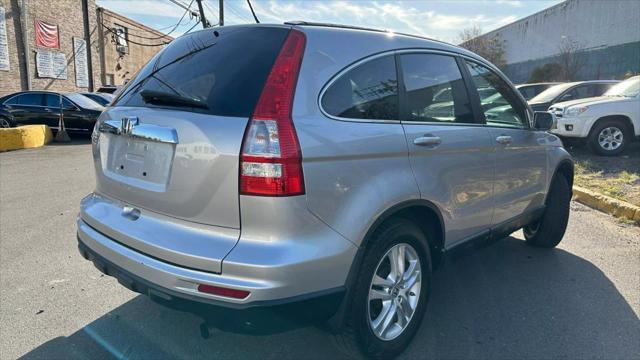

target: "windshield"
[604,77,640,97]
[66,93,104,110]
[529,83,575,103]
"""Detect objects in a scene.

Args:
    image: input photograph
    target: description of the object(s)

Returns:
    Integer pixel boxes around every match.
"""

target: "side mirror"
[533,111,554,131]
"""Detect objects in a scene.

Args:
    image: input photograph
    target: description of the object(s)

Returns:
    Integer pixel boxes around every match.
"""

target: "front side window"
[45,94,73,108]
[465,61,527,128]
[321,55,398,121]
[399,53,474,123]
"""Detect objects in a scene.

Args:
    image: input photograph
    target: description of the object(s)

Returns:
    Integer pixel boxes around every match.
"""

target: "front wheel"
[588,119,630,156]
[334,218,431,359]
[524,175,571,248]
[0,117,12,128]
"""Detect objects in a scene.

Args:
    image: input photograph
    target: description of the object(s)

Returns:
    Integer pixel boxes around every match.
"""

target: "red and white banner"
[34,19,59,49]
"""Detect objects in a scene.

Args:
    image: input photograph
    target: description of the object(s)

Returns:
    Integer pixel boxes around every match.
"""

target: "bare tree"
[458,25,506,70]
[557,37,584,81]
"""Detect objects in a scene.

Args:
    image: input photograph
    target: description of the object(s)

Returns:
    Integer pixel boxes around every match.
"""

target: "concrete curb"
[573,186,640,224]
[0,125,53,152]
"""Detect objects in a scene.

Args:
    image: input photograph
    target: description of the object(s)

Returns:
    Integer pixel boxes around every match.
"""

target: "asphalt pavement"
[1,141,639,359]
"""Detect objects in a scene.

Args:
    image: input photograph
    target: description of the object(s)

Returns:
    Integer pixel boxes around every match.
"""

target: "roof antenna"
[246,0,260,23]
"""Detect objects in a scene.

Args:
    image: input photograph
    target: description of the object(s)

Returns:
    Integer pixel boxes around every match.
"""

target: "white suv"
[550,76,640,156]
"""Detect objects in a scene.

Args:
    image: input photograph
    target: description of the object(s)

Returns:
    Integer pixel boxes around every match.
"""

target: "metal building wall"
[479,0,640,83]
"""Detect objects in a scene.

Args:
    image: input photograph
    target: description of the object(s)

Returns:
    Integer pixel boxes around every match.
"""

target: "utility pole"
[219,0,224,26]
[81,0,94,91]
[195,0,210,28]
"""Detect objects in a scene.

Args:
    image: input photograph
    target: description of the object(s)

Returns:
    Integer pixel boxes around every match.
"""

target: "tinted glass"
[16,93,44,106]
[400,54,474,123]
[466,61,527,128]
[518,86,537,100]
[322,55,398,120]
[45,94,73,108]
[115,27,289,117]
[560,84,595,101]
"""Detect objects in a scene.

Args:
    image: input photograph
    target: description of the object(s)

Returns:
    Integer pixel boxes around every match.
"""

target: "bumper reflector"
[197,284,250,299]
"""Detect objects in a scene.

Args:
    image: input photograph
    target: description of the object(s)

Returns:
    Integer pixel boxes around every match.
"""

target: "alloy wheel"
[367,243,422,341]
[598,126,623,151]
[0,118,10,128]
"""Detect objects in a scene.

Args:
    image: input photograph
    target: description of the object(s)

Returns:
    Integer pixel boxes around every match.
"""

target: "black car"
[528,80,618,111]
[0,91,104,132]
[82,92,115,106]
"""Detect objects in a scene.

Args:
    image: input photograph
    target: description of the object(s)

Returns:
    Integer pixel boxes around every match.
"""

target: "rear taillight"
[240,30,306,196]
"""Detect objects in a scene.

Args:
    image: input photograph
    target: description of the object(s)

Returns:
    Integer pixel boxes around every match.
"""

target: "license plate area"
[100,134,175,192]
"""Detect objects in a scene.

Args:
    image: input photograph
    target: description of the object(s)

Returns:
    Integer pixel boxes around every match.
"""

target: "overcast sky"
[96,0,562,43]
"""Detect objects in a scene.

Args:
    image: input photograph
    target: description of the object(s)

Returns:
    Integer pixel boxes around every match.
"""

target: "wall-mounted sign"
[73,37,88,88]
[0,7,9,71]
[34,19,59,49]
[36,49,67,79]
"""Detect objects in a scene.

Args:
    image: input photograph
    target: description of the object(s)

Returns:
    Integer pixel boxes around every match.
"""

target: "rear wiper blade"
[140,89,209,109]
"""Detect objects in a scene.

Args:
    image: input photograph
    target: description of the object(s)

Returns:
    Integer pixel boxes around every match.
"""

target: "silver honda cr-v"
[77,22,573,359]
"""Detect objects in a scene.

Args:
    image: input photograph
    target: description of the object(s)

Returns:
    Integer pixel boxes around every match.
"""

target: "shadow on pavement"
[20,237,640,359]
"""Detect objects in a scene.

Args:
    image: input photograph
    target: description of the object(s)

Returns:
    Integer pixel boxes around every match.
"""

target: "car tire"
[523,175,571,248]
[333,218,432,359]
[0,116,13,128]
[587,118,630,156]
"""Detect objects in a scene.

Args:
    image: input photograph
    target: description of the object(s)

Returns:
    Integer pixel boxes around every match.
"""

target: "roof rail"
[284,20,453,47]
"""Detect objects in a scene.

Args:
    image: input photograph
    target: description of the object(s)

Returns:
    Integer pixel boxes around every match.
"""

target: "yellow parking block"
[0,125,53,152]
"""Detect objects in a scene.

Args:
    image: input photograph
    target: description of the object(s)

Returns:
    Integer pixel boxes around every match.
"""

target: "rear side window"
[399,53,474,123]
[321,55,398,121]
[14,93,44,106]
[115,27,290,117]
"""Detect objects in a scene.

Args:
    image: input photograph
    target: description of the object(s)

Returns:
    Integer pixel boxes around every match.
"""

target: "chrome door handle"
[496,135,512,145]
[413,135,442,146]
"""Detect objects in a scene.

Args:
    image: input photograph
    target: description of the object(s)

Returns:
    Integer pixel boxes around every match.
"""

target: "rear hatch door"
[89,25,291,271]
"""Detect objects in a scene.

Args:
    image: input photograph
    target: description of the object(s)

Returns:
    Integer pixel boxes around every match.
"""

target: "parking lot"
[1,141,639,360]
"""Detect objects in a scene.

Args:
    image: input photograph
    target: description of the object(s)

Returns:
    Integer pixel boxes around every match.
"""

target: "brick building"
[97,8,172,86]
[0,0,171,97]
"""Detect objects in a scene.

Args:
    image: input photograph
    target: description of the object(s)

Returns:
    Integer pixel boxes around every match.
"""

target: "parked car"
[528,80,618,111]
[549,76,639,156]
[76,23,573,359]
[0,91,104,132]
[81,92,115,107]
[516,82,561,100]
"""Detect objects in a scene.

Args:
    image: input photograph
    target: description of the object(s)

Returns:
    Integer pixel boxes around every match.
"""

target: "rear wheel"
[524,175,571,248]
[588,118,630,156]
[334,218,431,359]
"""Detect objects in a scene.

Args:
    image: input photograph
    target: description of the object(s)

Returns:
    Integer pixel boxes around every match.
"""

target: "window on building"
[113,24,129,54]
[105,74,115,85]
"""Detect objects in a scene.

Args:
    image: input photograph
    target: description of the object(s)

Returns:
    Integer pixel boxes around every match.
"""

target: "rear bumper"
[78,238,344,331]
[77,193,357,307]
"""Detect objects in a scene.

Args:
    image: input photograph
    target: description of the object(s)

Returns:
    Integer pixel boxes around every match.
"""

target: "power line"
[246,0,260,23]
[106,0,196,42]
[101,23,170,47]
[225,1,252,23]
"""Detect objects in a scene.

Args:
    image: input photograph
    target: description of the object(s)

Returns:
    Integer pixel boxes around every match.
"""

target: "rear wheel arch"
[327,199,444,335]
[363,200,444,268]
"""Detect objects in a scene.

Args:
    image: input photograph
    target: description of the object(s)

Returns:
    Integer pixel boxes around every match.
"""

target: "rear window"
[114,26,290,117]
